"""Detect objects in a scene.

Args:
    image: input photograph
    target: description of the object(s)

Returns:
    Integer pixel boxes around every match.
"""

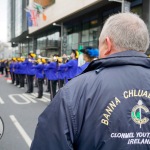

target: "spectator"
[31,13,150,150]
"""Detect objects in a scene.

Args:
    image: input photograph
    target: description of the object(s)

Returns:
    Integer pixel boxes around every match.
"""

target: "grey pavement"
[0,75,51,150]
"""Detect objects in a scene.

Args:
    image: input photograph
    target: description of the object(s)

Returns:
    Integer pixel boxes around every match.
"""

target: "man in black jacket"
[31,13,150,150]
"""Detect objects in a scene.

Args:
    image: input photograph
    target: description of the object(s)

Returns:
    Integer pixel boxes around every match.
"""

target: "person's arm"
[32,64,40,69]
[46,63,56,69]
[30,89,76,150]
[61,60,74,68]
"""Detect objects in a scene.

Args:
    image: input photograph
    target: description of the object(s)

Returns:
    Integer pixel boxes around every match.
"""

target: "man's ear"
[104,37,112,55]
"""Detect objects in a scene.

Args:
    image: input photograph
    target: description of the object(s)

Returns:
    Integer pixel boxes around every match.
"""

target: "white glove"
[28,59,32,62]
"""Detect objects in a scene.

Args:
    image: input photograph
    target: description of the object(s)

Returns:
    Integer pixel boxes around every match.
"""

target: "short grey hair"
[99,13,150,52]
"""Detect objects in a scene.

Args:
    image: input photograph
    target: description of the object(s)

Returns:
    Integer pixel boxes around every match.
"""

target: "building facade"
[8,0,150,57]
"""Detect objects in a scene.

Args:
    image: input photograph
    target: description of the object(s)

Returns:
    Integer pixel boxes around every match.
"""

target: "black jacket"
[31,50,150,150]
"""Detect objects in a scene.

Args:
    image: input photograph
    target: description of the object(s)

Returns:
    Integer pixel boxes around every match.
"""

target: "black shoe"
[25,91,31,93]
[36,96,42,98]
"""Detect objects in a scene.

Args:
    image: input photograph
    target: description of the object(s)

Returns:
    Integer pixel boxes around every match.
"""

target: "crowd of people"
[2,47,99,99]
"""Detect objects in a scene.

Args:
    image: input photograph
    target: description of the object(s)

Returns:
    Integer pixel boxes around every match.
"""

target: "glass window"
[89,27,99,41]
[66,18,99,53]
[29,39,33,51]
[43,37,47,47]
[37,36,47,49]
[72,33,79,44]
[22,42,28,56]
[67,34,73,45]
[54,32,60,40]
[82,22,90,42]
[47,32,60,47]
[67,28,73,35]
[81,30,89,42]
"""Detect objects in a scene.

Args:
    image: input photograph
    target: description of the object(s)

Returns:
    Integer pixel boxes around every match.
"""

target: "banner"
[30,10,38,26]
[26,11,33,27]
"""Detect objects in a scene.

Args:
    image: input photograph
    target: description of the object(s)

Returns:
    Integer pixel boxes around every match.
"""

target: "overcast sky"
[0,1,7,42]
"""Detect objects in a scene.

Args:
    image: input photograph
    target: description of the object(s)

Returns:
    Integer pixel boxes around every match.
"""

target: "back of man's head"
[99,13,149,53]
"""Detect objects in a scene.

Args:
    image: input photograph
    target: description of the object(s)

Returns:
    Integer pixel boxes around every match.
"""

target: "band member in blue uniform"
[18,57,26,88]
[24,53,36,93]
[14,58,20,86]
[9,58,16,84]
[44,60,51,92]
[60,50,78,82]
[57,57,65,88]
[33,59,45,98]
[76,47,99,76]
[45,55,58,99]
[1,60,5,75]
[4,59,9,77]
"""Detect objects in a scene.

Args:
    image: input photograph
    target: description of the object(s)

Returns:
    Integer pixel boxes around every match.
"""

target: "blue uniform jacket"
[1,62,5,68]
[61,59,78,79]
[14,62,19,74]
[76,62,89,76]
[12,62,16,73]
[57,64,66,80]
[17,62,26,75]
[31,50,150,150]
[43,63,49,79]
[23,59,35,75]
[33,64,44,79]
[44,62,58,80]
[9,63,13,73]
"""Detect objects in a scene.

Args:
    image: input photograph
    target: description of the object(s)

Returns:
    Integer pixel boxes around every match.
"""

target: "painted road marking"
[10,115,32,147]
[0,97,4,104]
[31,93,50,102]
[43,92,50,96]
[8,93,50,104]
[22,94,37,103]
[9,94,31,105]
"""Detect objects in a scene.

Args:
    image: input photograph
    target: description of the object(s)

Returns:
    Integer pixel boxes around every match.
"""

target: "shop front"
[63,0,143,55]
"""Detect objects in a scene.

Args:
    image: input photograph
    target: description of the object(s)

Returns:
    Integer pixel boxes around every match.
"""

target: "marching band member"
[44,60,51,92]
[18,57,26,88]
[14,58,20,86]
[57,57,65,88]
[60,50,79,82]
[9,58,16,84]
[24,53,36,93]
[1,60,5,75]
[33,58,45,98]
[44,55,58,99]
[4,59,9,77]
[76,47,99,75]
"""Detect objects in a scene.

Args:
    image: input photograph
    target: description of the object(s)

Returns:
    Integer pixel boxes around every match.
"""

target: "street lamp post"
[53,22,63,56]
[26,36,30,54]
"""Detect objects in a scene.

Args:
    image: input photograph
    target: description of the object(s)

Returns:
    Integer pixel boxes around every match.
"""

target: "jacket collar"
[83,50,150,73]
